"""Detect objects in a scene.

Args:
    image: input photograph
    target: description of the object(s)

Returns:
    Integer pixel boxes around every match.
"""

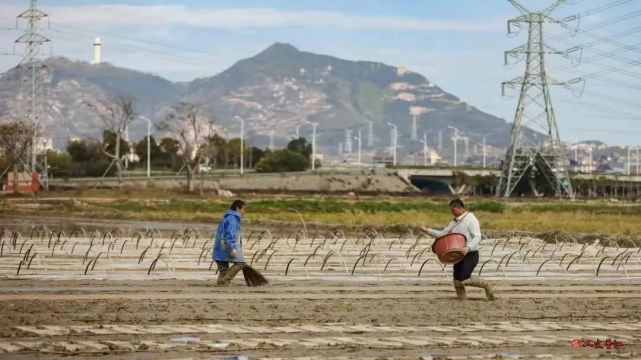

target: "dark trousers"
[453,251,479,281]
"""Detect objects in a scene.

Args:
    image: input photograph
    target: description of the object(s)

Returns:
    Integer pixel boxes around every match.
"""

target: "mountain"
[0,57,183,148]
[182,43,513,154]
[0,43,514,155]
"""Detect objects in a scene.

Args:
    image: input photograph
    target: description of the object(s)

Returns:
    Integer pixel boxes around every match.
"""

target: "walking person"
[421,199,496,300]
[213,199,246,286]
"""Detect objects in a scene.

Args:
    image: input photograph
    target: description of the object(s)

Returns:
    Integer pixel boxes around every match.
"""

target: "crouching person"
[213,199,246,286]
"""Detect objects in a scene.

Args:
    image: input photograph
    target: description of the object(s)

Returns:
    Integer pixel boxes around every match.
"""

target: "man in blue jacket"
[213,199,246,286]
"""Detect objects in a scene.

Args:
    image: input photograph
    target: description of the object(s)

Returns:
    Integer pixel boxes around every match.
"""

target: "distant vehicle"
[199,165,212,172]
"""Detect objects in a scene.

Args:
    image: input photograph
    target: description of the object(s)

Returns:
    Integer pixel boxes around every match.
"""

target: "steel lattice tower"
[497,0,574,198]
[14,0,50,174]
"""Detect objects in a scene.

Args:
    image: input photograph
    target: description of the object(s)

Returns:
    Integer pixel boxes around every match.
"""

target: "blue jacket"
[213,210,245,263]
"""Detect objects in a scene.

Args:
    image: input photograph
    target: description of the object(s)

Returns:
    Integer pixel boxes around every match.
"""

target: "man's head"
[231,199,246,216]
[449,198,465,217]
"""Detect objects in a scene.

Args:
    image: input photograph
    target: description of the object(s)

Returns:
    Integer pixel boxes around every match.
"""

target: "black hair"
[449,198,465,209]
[230,199,246,211]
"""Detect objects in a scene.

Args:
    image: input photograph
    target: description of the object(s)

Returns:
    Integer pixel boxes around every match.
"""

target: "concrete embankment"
[48,172,419,194]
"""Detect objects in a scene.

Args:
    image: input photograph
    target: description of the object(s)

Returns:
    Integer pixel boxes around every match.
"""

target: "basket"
[431,232,467,264]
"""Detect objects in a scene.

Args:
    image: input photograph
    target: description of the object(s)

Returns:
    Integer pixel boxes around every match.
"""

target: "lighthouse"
[93,37,102,65]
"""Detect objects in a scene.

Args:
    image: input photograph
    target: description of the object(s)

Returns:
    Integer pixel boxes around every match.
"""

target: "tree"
[0,155,7,174]
[0,121,34,193]
[67,139,104,164]
[248,146,266,168]
[65,139,113,177]
[134,135,164,169]
[44,150,75,178]
[160,102,213,191]
[255,149,309,173]
[158,137,181,170]
[103,130,131,160]
[287,137,312,160]
[227,138,242,169]
[203,133,228,169]
[86,94,136,182]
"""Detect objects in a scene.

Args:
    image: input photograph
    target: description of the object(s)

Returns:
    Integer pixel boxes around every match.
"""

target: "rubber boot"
[453,280,467,300]
[216,262,229,286]
[217,264,244,286]
[462,277,496,301]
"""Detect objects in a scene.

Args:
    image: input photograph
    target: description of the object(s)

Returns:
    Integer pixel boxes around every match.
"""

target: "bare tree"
[0,120,34,193]
[86,95,136,183]
[161,102,213,192]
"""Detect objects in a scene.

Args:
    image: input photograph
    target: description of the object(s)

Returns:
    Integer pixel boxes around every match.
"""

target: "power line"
[582,89,641,110]
[561,96,641,120]
[557,19,641,57]
[580,0,632,17]
[50,28,222,71]
[57,24,219,59]
[567,127,641,135]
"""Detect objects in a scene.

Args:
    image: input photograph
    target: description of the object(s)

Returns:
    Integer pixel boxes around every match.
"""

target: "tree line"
[1,95,317,192]
[40,131,314,176]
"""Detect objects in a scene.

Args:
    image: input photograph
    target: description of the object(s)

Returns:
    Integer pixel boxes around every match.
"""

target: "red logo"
[571,339,623,349]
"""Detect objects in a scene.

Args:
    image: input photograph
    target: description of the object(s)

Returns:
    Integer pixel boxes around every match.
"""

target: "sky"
[0,0,640,145]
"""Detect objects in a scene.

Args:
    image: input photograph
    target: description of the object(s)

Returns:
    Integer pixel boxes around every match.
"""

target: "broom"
[242,265,269,287]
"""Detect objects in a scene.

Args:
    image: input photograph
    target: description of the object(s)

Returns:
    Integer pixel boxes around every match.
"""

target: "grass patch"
[468,201,505,213]
[6,191,641,235]
[514,203,641,215]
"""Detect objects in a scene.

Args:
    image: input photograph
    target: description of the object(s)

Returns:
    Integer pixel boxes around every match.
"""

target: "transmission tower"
[344,129,352,153]
[14,0,50,181]
[497,0,574,198]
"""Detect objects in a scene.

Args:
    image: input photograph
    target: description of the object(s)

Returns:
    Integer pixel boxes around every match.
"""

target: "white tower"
[411,114,418,141]
[93,37,102,65]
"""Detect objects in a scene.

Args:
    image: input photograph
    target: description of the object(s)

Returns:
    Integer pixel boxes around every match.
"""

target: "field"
[3,190,641,236]
[1,192,641,359]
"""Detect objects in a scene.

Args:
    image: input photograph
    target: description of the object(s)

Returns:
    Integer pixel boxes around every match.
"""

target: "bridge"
[395,167,641,195]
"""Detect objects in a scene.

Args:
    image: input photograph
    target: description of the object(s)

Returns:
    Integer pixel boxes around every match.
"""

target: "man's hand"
[418,225,431,234]
[420,226,442,238]
[462,246,469,255]
[229,249,237,258]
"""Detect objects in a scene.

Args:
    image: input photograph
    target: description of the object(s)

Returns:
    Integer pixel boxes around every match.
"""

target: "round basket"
[431,233,467,264]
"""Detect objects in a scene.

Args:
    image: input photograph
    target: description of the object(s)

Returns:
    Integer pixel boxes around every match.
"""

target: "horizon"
[0,0,640,145]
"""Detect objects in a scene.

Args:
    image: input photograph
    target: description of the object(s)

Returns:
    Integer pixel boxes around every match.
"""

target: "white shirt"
[427,211,482,252]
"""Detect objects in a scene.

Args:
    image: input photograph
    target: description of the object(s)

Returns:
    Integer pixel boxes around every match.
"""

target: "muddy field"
[0,220,640,359]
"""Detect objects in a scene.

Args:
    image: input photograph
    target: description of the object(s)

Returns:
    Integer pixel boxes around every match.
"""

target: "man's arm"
[427,228,445,238]
[224,217,238,254]
[419,225,444,238]
[466,215,482,251]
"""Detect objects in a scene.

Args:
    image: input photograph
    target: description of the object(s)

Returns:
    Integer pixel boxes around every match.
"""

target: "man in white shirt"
[422,199,496,301]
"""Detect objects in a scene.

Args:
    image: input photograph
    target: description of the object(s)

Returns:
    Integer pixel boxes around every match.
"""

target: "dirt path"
[0,279,640,359]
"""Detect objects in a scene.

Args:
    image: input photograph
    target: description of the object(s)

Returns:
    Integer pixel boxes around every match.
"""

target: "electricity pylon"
[14,0,50,179]
[497,0,574,198]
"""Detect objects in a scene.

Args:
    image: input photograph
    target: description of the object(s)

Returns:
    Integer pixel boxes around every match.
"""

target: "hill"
[0,43,514,154]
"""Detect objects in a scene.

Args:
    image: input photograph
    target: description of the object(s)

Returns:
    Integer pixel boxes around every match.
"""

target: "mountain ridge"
[0,43,513,157]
